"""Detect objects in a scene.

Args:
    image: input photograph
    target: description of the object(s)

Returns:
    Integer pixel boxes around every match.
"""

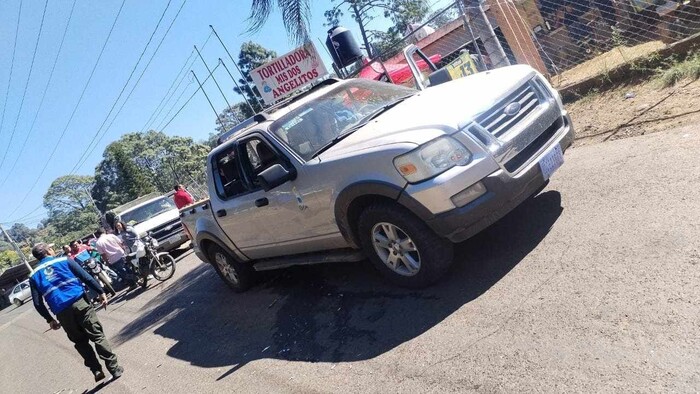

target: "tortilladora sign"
[250,42,328,103]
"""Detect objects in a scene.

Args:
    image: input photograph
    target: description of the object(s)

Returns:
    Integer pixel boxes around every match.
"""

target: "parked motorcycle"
[73,249,117,297]
[126,233,176,288]
[84,257,117,297]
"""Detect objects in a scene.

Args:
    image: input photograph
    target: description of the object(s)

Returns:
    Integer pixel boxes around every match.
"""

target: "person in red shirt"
[173,184,194,209]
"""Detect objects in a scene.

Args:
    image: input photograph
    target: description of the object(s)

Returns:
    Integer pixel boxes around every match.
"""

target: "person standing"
[29,243,124,382]
[94,228,137,291]
[173,184,194,209]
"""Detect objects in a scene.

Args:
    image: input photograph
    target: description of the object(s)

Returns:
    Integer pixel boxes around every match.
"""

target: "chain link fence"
[345,0,700,90]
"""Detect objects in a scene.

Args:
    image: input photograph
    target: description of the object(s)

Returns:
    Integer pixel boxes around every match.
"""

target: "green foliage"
[233,41,277,111]
[43,175,94,215]
[7,223,37,245]
[0,250,18,270]
[247,0,311,43]
[92,131,209,211]
[40,174,100,247]
[656,52,700,88]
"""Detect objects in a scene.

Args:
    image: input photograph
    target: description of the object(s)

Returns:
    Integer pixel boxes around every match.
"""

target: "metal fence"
[345,0,700,89]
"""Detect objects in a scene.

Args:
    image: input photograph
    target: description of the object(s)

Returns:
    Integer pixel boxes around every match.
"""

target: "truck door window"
[240,138,284,189]
[212,145,248,199]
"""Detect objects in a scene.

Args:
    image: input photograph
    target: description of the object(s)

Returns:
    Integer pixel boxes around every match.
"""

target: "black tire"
[357,202,454,288]
[151,254,176,281]
[207,244,255,292]
[98,273,116,296]
[13,299,22,307]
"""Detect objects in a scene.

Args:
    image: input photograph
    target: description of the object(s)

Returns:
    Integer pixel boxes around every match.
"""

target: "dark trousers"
[110,258,136,286]
[55,297,120,374]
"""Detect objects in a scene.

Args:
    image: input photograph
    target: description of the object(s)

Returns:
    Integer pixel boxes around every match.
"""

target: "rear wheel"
[357,203,454,288]
[13,299,22,307]
[207,244,254,292]
[151,254,176,281]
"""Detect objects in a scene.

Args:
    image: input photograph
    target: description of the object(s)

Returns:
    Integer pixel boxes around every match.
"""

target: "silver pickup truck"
[181,65,574,291]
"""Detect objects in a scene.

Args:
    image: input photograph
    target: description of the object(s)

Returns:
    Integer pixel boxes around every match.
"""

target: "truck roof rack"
[264,78,341,114]
[215,78,342,146]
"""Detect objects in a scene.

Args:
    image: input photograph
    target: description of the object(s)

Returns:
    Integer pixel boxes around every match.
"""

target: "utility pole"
[0,224,33,273]
[194,45,231,109]
[84,187,109,229]
[191,70,228,125]
[219,59,255,114]
[209,25,263,110]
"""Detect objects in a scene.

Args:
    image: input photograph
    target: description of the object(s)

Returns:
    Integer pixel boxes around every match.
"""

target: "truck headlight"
[394,136,472,183]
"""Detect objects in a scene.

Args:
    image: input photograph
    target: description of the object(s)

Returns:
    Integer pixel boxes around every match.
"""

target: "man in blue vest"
[29,242,124,382]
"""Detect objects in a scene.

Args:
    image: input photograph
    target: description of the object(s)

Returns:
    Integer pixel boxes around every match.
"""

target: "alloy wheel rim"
[371,222,421,277]
[214,252,239,284]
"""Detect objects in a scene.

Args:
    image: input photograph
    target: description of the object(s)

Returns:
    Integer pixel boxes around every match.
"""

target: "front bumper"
[423,117,574,243]
[157,231,188,252]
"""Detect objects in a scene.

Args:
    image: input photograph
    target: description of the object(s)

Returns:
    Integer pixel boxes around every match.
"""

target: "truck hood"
[132,209,180,237]
[320,65,536,159]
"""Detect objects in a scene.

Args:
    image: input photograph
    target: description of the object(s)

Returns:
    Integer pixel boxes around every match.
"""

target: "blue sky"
[0,0,449,227]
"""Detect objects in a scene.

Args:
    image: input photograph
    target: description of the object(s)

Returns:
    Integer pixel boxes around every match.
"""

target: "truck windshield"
[120,196,176,226]
[270,80,416,160]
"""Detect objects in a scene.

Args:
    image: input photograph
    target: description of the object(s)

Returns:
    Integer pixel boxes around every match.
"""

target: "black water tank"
[326,26,363,68]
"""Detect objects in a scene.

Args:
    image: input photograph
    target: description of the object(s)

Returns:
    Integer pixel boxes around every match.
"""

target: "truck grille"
[150,218,183,242]
[476,81,541,138]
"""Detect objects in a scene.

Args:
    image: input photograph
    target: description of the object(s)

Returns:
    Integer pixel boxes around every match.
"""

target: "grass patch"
[656,52,700,87]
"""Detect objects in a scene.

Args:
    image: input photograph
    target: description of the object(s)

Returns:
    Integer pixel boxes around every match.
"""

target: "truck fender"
[195,231,249,264]
[334,181,433,247]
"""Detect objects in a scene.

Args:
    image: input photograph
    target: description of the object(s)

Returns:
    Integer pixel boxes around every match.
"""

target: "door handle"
[255,198,269,207]
[216,209,227,217]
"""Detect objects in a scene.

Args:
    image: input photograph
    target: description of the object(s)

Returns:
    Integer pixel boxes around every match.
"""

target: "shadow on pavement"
[115,191,563,380]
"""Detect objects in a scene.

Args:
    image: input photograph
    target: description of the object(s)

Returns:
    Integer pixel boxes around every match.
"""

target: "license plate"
[539,144,564,180]
[163,234,183,245]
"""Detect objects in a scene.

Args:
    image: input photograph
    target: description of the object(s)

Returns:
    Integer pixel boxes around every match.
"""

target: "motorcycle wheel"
[151,254,176,281]
[97,272,116,296]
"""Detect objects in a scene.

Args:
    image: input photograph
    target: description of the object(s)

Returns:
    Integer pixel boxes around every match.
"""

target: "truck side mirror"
[258,164,295,191]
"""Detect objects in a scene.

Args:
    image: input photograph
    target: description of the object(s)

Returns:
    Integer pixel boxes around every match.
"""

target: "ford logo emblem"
[504,102,522,116]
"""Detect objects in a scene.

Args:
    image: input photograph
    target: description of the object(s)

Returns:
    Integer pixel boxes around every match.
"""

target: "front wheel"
[207,244,255,292]
[13,299,22,307]
[357,203,454,288]
[151,254,176,281]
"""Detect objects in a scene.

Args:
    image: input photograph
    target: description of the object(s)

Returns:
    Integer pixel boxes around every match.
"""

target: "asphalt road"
[1,126,699,393]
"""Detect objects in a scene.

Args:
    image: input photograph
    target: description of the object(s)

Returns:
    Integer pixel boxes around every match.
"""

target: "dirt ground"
[567,76,700,146]
[552,41,666,88]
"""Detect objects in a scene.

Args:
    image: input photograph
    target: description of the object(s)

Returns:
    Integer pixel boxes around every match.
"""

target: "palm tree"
[248,0,312,43]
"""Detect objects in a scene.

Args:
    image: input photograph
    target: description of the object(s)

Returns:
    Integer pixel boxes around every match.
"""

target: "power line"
[140,51,194,133]
[68,0,174,175]
[141,31,213,133]
[160,63,221,132]
[154,78,195,131]
[0,0,50,171]
[0,0,78,189]
[5,0,128,219]
[0,0,23,140]
[72,0,189,173]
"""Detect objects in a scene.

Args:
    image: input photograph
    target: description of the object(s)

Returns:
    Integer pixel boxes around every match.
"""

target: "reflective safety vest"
[30,256,84,315]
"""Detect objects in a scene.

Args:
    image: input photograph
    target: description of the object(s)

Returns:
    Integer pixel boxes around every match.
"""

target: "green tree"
[7,223,37,245]
[41,175,101,246]
[234,42,277,110]
[92,131,209,211]
[0,250,18,270]
[93,143,156,211]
